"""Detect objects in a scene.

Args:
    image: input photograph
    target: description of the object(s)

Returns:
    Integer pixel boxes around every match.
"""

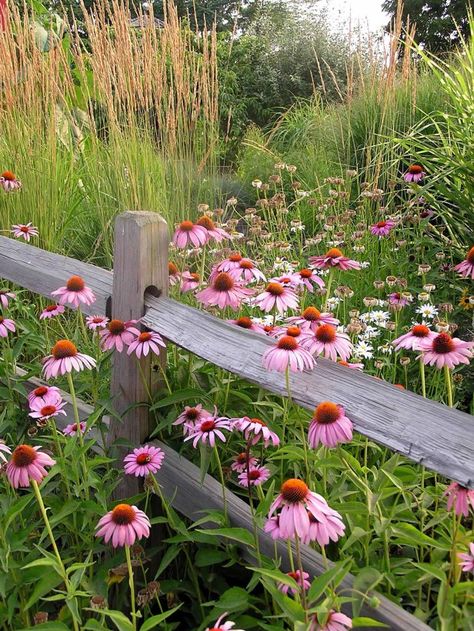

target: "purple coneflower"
[196,272,254,311]
[124,445,165,477]
[255,282,299,315]
[180,271,201,293]
[419,332,473,369]
[43,340,96,379]
[127,331,166,358]
[309,248,361,271]
[370,220,396,237]
[337,360,363,370]
[40,304,65,320]
[264,515,282,540]
[458,543,474,573]
[0,441,12,463]
[227,316,265,334]
[6,445,56,488]
[172,220,208,249]
[308,401,353,449]
[278,570,311,597]
[444,482,474,517]
[28,385,61,407]
[388,292,410,309]
[0,290,16,309]
[309,610,352,631]
[11,223,38,241]
[231,452,258,473]
[173,404,212,435]
[168,262,181,286]
[404,164,425,183]
[302,324,352,362]
[0,316,15,337]
[215,252,243,273]
[99,319,141,352]
[196,215,230,242]
[238,465,271,488]
[86,315,109,330]
[63,422,86,437]
[234,417,280,448]
[454,246,474,280]
[229,258,266,284]
[51,275,96,308]
[1,171,22,192]
[393,324,436,351]
[286,306,339,331]
[292,268,325,292]
[95,504,151,548]
[302,507,346,547]
[29,398,67,421]
[184,417,232,448]
[205,613,244,631]
[263,335,315,372]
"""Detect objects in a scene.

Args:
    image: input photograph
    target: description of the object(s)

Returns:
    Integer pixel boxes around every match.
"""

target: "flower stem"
[66,372,89,499]
[419,357,426,398]
[125,545,137,631]
[31,480,79,631]
[214,447,228,522]
[443,365,454,407]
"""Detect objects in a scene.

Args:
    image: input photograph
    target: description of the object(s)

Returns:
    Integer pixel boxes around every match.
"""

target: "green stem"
[444,365,454,407]
[125,545,137,631]
[66,372,89,499]
[214,447,228,522]
[419,358,426,398]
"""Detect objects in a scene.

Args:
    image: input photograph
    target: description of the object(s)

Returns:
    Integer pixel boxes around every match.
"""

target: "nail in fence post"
[108,211,169,498]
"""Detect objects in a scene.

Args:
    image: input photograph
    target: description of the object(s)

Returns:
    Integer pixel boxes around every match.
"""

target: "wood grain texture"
[0,233,472,487]
[107,212,169,498]
[0,235,112,316]
[142,296,474,489]
[19,373,431,631]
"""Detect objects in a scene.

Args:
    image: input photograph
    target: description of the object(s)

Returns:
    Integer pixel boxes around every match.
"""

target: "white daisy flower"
[415,304,438,319]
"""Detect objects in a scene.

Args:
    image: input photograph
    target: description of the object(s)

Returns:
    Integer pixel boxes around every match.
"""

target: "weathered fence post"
[107,211,169,497]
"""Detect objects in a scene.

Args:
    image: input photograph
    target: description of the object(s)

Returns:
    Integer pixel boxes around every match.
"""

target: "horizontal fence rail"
[19,374,431,631]
[1,233,473,488]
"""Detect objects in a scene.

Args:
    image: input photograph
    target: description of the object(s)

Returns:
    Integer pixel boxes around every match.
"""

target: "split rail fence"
[1,211,473,631]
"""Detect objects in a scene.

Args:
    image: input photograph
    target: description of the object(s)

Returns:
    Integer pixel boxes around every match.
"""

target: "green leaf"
[307,562,350,603]
[150,388,206,410]
[412,563,447,582]
[214,587,249,612]
[195,548,230,567]
[195,528,255,547]
[251,567,298,589]
[155,545,181,578]
[139,606,182,631]
[352,617,389,628]
[391,524,450,550]
[18,624,70,631]
[22,558,61,571]
[84,609,134,631]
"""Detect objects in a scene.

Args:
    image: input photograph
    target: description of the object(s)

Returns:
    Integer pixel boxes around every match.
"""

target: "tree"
[153,0,263,31]
[382,0,473,52]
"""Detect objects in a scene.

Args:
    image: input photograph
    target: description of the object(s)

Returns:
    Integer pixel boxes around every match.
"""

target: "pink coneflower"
[231,452,258,473]
[29,398,67,421]
[264,515,282,540]
[308,401,353,449]
[302,324,352,362]
[458,543,474,573]
[6,445,56,488]
[51,275,96,308]
[278,570,311,597]
[196,273,254,311]
[229,258,266,284]
[205,613,244,631]
[124,445,165,477]
[0,316,15,337]
[263,335,315,372]
[40,304,65,320]
[337,360,363,370]
[196,215,230,242]
[370,220,396,237]
[454,246,474,280]
[0,441,12,463]
[234,417,280,448]
[99,319,141,352]
[302,508,346,547]
[238,465,271,488]
[419,332,473,369]
[270,325,310,342]
[180,271,201,293]
[43,340,96,379]
[1,171,22,192]
[388,292,410,309]
[172,220,208,249]
[309,248,361,271]
[404,164,425,183]
[11,223,38,241]
[86,315,109,330]
[95,504,151,548]
[444,482,474,517]
[227,316,265,333]
[268,478,345,541]
[286,306,339,331]
[393,324,436,351]
[127,331,166,358]
[271,274,297,288]
[28,385,61,407]
[292,268,325,292]
[309,610,352,631]
[255,282,299,314]
[168,262,181,286]
[184,417,232,448]
[215,253,243,273]
[0,290,16,309]
[173,404,212,435]
[63,422,86,437]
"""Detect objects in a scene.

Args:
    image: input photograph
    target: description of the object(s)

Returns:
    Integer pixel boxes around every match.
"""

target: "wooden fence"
[1,211,473,631]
